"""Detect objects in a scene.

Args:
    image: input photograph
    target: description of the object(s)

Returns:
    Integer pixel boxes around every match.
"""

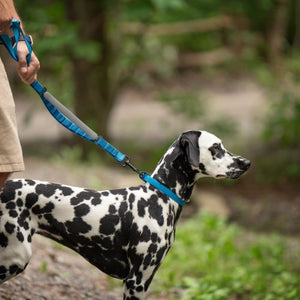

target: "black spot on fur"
[99,215,120,235]
[25,193,38,209]
[141,226,151,242]
[0,180,22,203]
[151,233,159,243]
[0,265,7,274]
[137,198,147,218]
[5,222,16,234]
[35,184,56,197]
[128,193,135,209]
[91,196,102,206]
[6,201,16,210]
[109,205,117,214]
[118,201,128,217]
[36,183,73,198]
[110,189,128,197]
[130,223,141,246]
[74,204,90,217]
[199,163,208,175]
[17,210,30,230]
[25,179,35,185]
[9,210,18,218]
[71,191,94,205]
[148,195,164,226]
[9,264,19,275]
[65,217,92,234]
[32,202,55,215]
[16,231,24,242]
[0,233,8,247]
[16,198,23,207]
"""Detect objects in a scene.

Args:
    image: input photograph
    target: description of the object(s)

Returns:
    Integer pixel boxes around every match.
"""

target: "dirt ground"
[0,235,122,300]
[1,74,298,299]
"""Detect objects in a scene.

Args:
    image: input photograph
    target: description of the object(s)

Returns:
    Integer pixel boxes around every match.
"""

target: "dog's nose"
[241,159,251,170]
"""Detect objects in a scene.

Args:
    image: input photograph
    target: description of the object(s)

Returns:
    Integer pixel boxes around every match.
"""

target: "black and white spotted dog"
[0,130,250,299]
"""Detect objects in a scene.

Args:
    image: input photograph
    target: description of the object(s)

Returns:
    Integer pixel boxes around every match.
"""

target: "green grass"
[154,212,300,300]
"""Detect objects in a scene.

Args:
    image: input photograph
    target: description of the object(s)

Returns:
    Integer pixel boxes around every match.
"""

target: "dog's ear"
[180,131,201,167]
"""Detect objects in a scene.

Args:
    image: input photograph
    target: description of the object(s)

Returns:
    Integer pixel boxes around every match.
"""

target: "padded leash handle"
[30,80,127,164]
[0,18,32,65]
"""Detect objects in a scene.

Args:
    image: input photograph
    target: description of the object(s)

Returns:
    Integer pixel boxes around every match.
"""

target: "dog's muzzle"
[226,158,251,179]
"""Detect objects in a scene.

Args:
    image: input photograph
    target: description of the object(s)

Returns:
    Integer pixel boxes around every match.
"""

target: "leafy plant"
[263,92,300,148]
[154,212,300,300]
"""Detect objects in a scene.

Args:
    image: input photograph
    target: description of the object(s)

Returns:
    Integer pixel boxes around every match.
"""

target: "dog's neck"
[151,140,199,202]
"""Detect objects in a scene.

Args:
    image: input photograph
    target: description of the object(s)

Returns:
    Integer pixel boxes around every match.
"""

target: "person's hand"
[17,40,40,84]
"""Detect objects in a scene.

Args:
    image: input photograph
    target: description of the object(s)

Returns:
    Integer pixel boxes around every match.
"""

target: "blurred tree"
[294,0,300,49]
[64,0,120,144]
[267,0,290,67]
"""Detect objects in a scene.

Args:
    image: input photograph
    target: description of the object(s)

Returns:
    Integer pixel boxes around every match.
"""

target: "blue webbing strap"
[0,19,185,207]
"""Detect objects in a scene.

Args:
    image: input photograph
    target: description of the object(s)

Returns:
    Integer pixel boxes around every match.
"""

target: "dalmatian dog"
[0,130,250,299]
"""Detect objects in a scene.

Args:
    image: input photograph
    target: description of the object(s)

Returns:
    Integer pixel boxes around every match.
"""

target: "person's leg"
[0,58,24,186]
[0,172,10,190]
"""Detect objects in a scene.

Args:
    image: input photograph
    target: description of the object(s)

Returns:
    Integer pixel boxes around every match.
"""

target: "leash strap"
[0,19,185,207]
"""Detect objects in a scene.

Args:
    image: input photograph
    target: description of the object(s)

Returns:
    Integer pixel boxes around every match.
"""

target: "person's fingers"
[16,43,40,84]
[23,53,40,84]
[17,47,28,77]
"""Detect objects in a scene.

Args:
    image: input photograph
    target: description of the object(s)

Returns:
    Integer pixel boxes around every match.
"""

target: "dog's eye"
[209,143,223,156]
[209,143,226,159]
[213,144,221,152]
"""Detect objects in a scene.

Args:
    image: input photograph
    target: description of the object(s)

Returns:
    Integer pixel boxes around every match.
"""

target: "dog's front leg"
[123,269,149,300]
[122,257,164,300]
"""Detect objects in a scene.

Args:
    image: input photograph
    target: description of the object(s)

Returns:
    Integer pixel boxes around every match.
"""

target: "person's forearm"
[0,0,22,34]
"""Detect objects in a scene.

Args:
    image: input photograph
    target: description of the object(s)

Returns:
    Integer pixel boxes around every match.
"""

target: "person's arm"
[0,0,21,33]
[0,0,40,84]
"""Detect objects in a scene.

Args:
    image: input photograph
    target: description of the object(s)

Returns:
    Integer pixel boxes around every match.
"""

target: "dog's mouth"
[216,174,227,179]
[216,169,248,180]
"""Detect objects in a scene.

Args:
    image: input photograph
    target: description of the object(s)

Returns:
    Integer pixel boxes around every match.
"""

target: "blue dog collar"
[140,173,185,207]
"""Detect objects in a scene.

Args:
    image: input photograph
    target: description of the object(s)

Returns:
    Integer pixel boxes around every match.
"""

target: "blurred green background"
[1,0,300,299]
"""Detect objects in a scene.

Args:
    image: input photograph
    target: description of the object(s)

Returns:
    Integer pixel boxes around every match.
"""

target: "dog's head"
[179,130,250,180]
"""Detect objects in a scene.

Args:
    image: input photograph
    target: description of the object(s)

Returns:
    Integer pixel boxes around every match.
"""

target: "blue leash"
[0,19,185,207]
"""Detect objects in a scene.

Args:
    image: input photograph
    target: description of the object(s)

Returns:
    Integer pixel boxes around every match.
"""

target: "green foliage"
[257,88,300,181]
[263,92,300,148]
[154,212,300,299]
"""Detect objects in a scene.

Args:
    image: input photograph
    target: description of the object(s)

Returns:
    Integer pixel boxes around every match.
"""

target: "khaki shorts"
[0,58,24,172]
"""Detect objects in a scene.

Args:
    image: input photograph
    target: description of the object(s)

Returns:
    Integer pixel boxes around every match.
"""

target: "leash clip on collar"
[0,19,185,207]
